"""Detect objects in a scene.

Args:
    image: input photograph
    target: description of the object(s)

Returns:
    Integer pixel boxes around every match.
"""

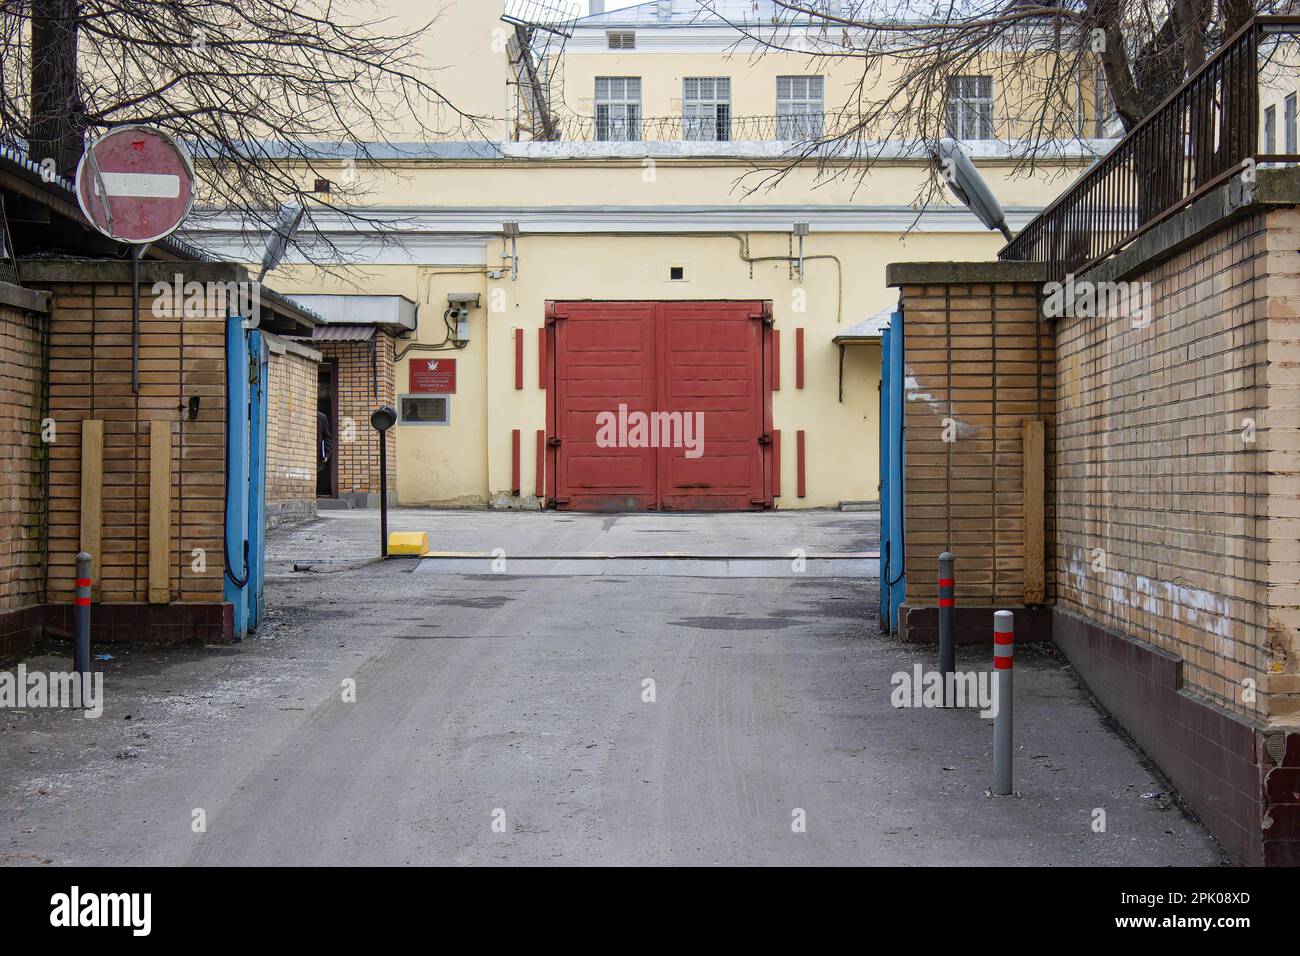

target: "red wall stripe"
[537,327,546,390]
[514,328,524,390]
[796,429,806,498]
[795,327,805,390]
[535,429,545,500]
[772,329,781,391]
[772,429,782,498]
[511,429,521,495]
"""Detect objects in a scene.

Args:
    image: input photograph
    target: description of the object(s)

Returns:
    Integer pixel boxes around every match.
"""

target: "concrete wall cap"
[885,260,1049,287]
[0,281,51,314]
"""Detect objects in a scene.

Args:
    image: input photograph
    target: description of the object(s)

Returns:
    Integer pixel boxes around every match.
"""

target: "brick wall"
[1261,205,1300,723]
[45,277,226,605]
[314,333,395,499]
[0,289,50,656]
[894,278,1056,613]
[1054,210,1294,722]
[265,336,320,528]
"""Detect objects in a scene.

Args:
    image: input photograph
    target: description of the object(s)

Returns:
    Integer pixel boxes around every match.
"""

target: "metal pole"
[74,551,92,708]
[938,551,955,706]
[130,247,141,394]
[993,609,1014,795]
[378,431,388,558]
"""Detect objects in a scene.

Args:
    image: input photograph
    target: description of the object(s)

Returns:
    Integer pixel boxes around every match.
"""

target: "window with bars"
[683,77,731,141]
[776,76,824,139]
[595,77,642,142]
[946,75,994,140]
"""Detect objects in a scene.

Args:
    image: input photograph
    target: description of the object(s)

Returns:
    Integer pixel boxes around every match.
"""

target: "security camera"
[447,293,479,344]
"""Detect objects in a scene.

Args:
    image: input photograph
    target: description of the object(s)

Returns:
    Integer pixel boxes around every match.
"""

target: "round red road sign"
[75,125,197,244]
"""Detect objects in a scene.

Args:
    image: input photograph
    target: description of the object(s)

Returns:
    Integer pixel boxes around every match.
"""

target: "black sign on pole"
[369,406,397,557]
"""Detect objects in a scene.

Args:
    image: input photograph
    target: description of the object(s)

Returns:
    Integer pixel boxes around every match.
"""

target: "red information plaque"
[409,358,456,393]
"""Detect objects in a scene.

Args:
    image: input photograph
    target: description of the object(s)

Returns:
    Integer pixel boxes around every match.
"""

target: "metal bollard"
[74,552,92,709]
[938,552,955,706]
[993,609,1014,795]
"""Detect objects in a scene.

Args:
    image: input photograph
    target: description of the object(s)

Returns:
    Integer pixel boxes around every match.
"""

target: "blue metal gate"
[879,306,905,634]
[224,317,268,640]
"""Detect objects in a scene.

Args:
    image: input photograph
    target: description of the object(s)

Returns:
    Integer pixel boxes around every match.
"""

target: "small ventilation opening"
[607,30,636,49]
[669,266,685,281]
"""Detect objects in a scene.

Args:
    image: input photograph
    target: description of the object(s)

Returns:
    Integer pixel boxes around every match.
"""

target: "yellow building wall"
[554,48,1098,141]
[269,216,1005,509]
[247,2,1106,510]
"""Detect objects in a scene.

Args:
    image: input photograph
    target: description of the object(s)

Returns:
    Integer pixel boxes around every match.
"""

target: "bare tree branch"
[2,0,488,264]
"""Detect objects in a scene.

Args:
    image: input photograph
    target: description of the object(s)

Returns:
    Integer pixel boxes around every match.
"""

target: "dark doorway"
[317,358,338,498]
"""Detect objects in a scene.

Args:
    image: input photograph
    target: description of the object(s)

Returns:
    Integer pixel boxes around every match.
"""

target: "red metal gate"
[545,300,772,511]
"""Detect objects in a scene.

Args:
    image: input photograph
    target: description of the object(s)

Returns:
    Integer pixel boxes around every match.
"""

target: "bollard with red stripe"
[74,551,92,708]
[993,609,1014,795]
[938,552,955,706]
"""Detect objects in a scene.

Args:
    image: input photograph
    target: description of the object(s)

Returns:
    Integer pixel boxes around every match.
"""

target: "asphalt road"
[0,511,1224,866]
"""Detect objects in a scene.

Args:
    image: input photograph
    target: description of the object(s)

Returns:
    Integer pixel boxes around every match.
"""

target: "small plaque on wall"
[409,358,456,393]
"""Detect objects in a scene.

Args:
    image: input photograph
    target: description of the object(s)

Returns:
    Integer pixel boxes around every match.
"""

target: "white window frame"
[398,394,451,426]
[1286,93,1298,154]
[946,75,994,141]
[776,76,824,140]
[683,77,731,142]
[1094,72,1116,138]
[1265,104,1277,154]
[595,77,642,142]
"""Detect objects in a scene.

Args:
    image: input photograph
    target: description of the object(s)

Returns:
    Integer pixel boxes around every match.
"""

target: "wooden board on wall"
[149,420,172,605]
[79,419,104,587]
[1023,419,1045,605]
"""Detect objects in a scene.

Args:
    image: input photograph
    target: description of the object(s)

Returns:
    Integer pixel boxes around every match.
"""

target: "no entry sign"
[409,358,456,393]
[75,125,196,244]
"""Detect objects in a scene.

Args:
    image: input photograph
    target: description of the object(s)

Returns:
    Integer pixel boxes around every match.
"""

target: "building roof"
[832,304,894,344]
[300,324,377,343]
[577,0,985,28]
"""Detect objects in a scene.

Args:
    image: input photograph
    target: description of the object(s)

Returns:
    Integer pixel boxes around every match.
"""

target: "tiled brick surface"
[1053,210,1300,723]
[896,282,1057,610]
[313,336,395,496]
[0,300,48,627]
[36,279,225,607]
[266,343,319,522]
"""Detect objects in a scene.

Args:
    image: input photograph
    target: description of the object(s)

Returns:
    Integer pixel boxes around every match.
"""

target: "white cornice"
[182,203,1044,264]
[500,139,1112,162]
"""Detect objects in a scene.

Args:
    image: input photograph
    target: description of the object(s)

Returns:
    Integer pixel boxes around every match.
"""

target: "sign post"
[75,125,197,393]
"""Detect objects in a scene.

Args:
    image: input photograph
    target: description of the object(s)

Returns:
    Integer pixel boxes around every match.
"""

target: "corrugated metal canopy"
[303,324,375,342]
[832,305,894,345]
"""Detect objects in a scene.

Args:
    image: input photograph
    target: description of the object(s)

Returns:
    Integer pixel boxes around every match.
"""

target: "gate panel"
[656,302,766,510]
[553,302,657,509]
[550,300,770,512]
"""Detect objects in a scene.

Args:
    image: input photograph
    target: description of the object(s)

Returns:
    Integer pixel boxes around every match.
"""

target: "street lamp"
[370,405,397,557]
